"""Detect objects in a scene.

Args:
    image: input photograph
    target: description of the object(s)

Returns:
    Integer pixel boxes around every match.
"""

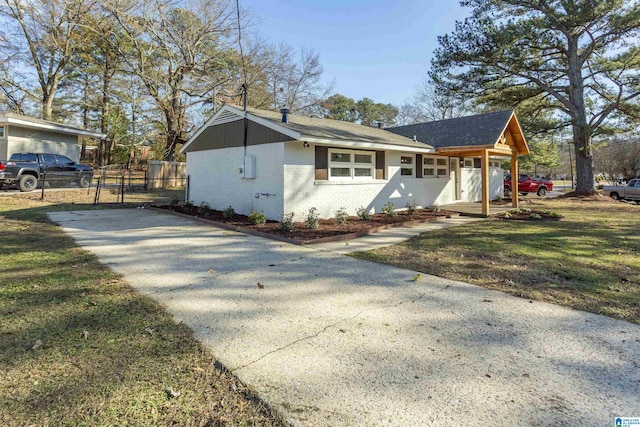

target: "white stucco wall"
[283,143,504,220]
[187,141,505,221]
[186,142,285,220]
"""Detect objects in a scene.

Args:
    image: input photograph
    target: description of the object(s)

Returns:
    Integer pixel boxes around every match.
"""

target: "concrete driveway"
[48,209,640,426]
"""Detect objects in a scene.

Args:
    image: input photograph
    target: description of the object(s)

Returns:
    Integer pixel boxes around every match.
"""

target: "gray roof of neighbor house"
[386,110,515,148]
[0,112,106,138]
[245,106,433,149]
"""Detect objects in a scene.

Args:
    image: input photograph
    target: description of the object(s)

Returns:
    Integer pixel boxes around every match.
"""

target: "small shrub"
[222,205,235,220]
[405,200,418,214]
[381,202,397,217]
[249,210,267,225]
[356,206,372,220]
[543,210,560,218]
[493,195,503,202]
[503,211,511,218]
[334,208,350,224]
[198,202,211,216]
[170,198,180,208]
[431,203,441,213]
[279,212,295,232]
[530,213,542,220]
[183,201,194,210]
[306,207,320,229]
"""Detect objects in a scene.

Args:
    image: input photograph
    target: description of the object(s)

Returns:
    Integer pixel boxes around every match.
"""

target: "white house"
[0,113,105,163]
[180,105,529,220]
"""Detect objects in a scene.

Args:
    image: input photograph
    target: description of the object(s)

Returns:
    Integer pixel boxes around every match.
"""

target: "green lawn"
[0,191,284,426]
[351,198,640,323]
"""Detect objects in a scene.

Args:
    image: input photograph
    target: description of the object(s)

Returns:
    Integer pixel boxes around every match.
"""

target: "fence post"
[40,171,46,200]
[120,175,125,204]
[186,175,190,202]
[93,177,101,205]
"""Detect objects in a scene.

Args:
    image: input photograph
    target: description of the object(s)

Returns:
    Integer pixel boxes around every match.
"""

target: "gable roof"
[0,112,106,138]
[181,104,433,154]
[387,110,528,155]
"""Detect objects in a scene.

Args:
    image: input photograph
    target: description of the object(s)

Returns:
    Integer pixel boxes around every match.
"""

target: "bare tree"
[397,78,471,126]
[1,0,99,120]
[107,0,237,160]
[262,43,333,115]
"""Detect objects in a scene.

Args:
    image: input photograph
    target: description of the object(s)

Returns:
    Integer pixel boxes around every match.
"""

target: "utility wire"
[235,0,248,109]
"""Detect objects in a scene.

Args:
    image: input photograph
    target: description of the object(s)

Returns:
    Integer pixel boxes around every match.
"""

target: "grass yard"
[0,191,285,426]
[351,197,640,323]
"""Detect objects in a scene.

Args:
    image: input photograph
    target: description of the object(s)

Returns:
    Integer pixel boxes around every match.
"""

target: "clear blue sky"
[241,0,469,106]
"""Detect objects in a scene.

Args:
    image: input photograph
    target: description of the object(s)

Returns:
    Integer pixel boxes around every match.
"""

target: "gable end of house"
[183,119,296,153]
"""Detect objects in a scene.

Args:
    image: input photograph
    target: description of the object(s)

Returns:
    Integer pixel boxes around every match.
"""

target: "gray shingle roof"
[245,106,433,150]
[386,110,514,148]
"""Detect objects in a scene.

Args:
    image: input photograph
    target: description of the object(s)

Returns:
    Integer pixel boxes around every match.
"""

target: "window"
[328,149,374,180]
[423,155,449,177]
[56,155,74,165]
[422,156,435,177]
[0,126,4,138]
[489,160,502,168]
[400,155,414,176]
[41,154,56,164]
[463,157,474,168]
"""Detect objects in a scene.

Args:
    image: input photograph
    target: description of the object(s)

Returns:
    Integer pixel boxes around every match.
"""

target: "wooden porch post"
[481,149,490,216]
[511,150,519,209]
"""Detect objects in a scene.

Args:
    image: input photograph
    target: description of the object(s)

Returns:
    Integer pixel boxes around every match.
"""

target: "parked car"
[504,173,553,197]
[0,152,93,192]
[602,179,640,203]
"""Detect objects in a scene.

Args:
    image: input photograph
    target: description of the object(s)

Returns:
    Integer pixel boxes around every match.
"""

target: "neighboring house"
[181,104,529,220]
[0,113,105,163]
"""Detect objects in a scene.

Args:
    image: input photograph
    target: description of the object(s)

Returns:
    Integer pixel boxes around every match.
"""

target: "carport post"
[481,150,490,216]
[511,151,519,209]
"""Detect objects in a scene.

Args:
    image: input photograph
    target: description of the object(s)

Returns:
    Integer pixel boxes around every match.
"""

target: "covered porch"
[435,112,530,217]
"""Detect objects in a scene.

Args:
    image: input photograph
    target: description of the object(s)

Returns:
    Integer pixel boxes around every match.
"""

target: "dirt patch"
[156,204,457,243]
[556,191,617,202]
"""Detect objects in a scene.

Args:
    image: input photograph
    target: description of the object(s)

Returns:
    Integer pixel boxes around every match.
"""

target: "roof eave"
[302,137,434,153]
[0,116,106,138]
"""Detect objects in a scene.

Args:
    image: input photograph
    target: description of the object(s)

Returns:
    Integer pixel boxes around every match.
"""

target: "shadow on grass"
[0,203,286,426]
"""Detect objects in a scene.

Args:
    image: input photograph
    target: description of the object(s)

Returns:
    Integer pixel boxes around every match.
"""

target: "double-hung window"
[0,126,4,138]
[329,149,374,180]
[400,154,414,177]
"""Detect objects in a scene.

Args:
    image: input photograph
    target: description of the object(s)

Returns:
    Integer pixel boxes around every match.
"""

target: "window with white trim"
[489,160,502,168]
[423,156,435,177]
[0,126,4,138]
[423,155,450,178]
[400,154,414,177]
[463,157,474,168]
[328,149,374,180]
[436,157,448,177]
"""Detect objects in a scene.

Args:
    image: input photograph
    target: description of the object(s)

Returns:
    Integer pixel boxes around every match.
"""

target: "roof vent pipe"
[280,107,290,123]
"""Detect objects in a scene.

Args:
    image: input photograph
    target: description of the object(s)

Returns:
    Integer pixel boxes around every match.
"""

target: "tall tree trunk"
[573,126,595,194]
[99,50,113,166]
[42,90,54,121]
[81,76,90,159]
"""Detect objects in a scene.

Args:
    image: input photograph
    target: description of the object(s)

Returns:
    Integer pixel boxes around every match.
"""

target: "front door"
[450,157,461,200]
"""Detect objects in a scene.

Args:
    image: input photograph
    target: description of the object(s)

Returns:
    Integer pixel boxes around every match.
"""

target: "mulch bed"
[495,208,563,221]
[154,204,459,244]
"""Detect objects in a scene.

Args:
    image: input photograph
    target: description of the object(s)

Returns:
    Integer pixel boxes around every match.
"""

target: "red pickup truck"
[504,174,553,197]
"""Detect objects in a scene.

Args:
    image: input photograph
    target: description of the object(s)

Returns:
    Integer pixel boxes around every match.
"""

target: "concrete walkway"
[48,209,640,426]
